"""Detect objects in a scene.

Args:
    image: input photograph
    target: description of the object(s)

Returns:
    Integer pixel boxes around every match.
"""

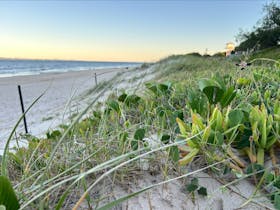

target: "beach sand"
[0,68,127,152]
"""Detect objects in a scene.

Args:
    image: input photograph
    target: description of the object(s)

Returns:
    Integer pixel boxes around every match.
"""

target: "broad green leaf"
[158,83,170,93]
[220,87,236,108]
[161,134,170,144]
[118,93,127,102]
[186,183,198,192]
[197,187,207,196]
[134,128,145,141]
[0,176,20,210]
[145,83,158,95]
[190,177,198,186]
[107,100,120,114]
[173,110,184,121]
[145,82,172,96]
[227,109,244,128]
[46,130,62,139]
[198,78,224,104]
[233,128,251,149]
[125,94,141,106]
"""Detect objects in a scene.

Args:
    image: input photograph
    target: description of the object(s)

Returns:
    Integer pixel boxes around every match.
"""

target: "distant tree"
[236,2,280,51]
[262,2,280,29]
[186,52,202,57]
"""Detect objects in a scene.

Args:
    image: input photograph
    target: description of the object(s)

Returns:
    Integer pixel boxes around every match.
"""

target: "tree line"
[236,2,280,51]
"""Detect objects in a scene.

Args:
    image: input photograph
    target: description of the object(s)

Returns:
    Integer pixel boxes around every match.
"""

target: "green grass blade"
[0,176,20,210]
[1,91,45,176]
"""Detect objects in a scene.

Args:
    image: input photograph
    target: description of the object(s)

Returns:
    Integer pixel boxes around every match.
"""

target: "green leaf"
[158,83,170,93]
[246,163,264,179]
[274,194,280,210]
[190,177,198,186]
[118,93,127,102]
[131,128,146,150]
[274,176,280,189]
[220,87,236,107]
[107,100,120,114]
[233,127,251,149]
[145,82,158,95]
[228,109,244,128]
[198,78,224,104]
[174,110,184,121]
[134,128,145,141]
[197,187,207,196]
[145,82,172,96]
[169,146,180,162]
[125,94,141,106]
[187,89,207,116]
[156,106,166,117]
[186,183,198,192]
[131,140,139,150]
[214,131,224,146]
[161,134,170,144]
[46,130,62,139]
[0,176,20,210]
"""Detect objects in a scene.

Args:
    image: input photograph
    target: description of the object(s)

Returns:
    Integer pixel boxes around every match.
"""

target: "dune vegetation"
[0,50,280,209]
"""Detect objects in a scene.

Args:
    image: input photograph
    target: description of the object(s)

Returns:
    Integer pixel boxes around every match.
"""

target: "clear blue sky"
[0,0,268,62]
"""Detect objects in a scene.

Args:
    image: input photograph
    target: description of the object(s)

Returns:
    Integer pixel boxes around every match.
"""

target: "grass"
[249,46,280,60]
[1,53,280,209]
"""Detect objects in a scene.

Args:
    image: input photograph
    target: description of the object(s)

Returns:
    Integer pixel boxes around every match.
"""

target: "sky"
[0,0,269,62]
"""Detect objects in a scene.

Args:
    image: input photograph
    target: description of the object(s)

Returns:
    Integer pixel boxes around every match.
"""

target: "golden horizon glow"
[0,36,188,62]
[0,39,202,62]
[0,48,172,62]
[0,36,221,62]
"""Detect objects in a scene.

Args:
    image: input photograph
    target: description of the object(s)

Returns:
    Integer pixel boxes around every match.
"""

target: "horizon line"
[0,56,145,63]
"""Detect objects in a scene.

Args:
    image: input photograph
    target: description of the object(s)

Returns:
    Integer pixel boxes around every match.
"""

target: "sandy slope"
[0,68,128,153]
[1,65,274,209]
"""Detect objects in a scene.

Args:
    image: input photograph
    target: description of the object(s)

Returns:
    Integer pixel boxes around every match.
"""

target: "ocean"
[0,59,141,78]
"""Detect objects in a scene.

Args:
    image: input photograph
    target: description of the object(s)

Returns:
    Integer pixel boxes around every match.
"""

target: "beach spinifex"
[176,106,246,170]
[249,103,276,165]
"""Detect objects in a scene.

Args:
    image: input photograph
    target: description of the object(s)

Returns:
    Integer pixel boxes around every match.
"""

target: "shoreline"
[0,65,139,79]
[0,66,134,82]
[0,67,130,153]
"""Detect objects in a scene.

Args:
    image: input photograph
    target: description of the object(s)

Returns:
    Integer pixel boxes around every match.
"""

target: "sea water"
[0,59,140,78]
